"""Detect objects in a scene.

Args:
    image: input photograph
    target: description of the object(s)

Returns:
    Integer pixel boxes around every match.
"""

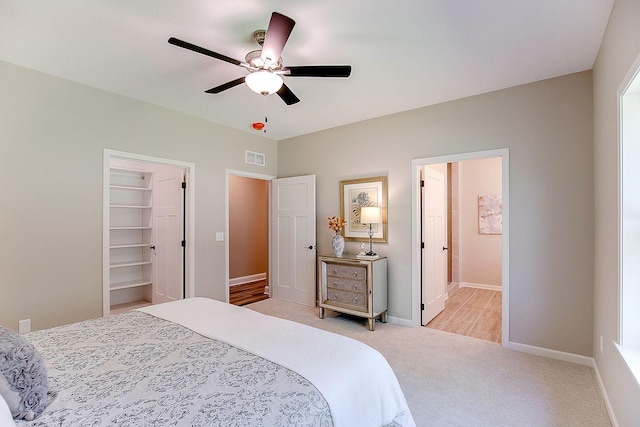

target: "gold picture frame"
[340,176,388,242]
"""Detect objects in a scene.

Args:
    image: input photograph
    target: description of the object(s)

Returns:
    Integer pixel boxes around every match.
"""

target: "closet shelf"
[110,260,152,268]
[108,164,154,312]
[110,167,149,174]
[110,243,151,249]
[110,226,152,230]
[110,185,152,191]
[110,279,152,291]
[110,205,152,209]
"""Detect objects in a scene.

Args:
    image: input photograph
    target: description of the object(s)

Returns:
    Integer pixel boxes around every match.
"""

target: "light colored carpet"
[246,298,611,427]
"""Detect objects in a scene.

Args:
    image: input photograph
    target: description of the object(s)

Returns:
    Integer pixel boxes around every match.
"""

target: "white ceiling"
[0,1,613,141]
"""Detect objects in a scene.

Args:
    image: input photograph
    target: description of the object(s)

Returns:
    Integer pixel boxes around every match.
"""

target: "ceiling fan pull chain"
[263,96,269,133]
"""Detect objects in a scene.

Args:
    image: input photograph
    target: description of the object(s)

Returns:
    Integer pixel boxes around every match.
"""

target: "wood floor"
[229,280,269,306]
[110,300,151,316]
[426,286,502,343]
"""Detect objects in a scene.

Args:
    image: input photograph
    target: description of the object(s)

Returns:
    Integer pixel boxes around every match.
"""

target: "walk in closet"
[103,151,194,316]
[108,161,154,312]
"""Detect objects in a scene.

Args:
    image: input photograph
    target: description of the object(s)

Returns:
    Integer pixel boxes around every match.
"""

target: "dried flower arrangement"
[328,216,347,233]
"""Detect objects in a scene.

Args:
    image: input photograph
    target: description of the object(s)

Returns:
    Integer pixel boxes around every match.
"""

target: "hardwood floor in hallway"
[229,280,269,306]
[425,286,502,343]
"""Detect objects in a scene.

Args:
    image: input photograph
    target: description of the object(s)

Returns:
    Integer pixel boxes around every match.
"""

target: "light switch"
[215,232,224,241]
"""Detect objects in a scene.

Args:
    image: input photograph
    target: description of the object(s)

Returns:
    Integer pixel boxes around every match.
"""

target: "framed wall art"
[478,194,502,235]
[340,176,388,242]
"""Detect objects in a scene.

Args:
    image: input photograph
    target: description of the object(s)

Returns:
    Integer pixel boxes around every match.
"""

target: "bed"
[1,297,415,426]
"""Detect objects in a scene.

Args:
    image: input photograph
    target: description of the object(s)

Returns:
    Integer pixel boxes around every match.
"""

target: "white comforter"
[139,298,415,427]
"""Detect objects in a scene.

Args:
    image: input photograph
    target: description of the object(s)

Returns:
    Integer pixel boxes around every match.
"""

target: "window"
[619,62,640,382]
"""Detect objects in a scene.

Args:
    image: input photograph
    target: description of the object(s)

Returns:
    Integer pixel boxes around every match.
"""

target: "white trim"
[615,52,640,396]
[508,341,594,367]
[594,359,621,427]
[226,169,276,181]
[411,148,510,347]
[103,149,196,316]
[229,273,267,286]
[225,169,276,303]
[387,315,415,327]
[614,342,640,389]
[459,282,503,291]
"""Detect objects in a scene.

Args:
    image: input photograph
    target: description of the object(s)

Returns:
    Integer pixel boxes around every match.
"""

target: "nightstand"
[317,254,388,331]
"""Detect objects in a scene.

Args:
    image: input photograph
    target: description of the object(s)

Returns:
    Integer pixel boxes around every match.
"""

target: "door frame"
[225,169,276,303]
[411,148,510,347]
[102,149,196,316]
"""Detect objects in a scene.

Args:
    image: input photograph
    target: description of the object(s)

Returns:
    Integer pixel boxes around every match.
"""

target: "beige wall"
[459,158,502,287]
[279,71,594,356]
[0,60,277,331]
[593,0,640,424]
[229,175,268,280]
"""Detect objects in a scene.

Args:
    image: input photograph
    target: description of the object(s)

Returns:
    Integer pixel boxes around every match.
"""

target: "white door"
[271,175,316,306]
[152,165,185,304]
[421,166,447,325]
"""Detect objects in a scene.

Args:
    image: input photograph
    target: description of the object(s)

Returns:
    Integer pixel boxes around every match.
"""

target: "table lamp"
[360,206,382,256]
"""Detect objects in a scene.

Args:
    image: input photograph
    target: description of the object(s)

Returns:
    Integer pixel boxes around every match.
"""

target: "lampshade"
[360,206,381,224]
[245,71,283,95]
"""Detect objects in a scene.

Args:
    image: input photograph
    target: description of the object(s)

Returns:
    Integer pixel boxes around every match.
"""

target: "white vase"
[332,233,345,257]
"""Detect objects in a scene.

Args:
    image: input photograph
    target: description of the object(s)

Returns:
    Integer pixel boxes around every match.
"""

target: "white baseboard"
[229,273,267,287]
[593,360,620,427]
[387,315,415,327]
[460,281,502,292]
[508,341,594,367]
[510,341,619,425]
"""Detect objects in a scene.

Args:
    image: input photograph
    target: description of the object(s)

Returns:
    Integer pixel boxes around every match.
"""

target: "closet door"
[152,166,184,304]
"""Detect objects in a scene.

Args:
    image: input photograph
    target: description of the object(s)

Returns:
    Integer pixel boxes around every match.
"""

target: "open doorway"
[225,171,317,307]
[412,149,510,347]
[225,170,275,305]
[102,149,196,316]
[422,158,503,343]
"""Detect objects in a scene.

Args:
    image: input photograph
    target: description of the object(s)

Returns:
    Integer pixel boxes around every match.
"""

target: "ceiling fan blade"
[284,65,352,78]
[169,37,243,67]
[260,12,295,66]
[205,77,246,94]
[277,83,300,105]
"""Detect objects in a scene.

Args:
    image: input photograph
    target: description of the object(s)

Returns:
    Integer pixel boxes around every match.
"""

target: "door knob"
[305,245,316,250]
[442,246,448,251]
[150,245,156,250]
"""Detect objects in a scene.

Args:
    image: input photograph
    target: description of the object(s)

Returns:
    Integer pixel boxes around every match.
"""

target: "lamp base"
[357,253,380,259]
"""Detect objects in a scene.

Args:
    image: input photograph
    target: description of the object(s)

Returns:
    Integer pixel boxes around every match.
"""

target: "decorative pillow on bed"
[0,394,16,427]
[0,326,48,421]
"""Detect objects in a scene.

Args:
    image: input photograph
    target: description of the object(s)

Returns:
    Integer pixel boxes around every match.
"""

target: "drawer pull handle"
[334,293,338,299]
[353,285,358,290]
[352,272,358,277]
[333,268,338,274]
[352,297,358,303]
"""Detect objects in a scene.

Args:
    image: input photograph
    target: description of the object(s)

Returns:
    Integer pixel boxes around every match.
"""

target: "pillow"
[0,326,48,421]
[0,394,15,427]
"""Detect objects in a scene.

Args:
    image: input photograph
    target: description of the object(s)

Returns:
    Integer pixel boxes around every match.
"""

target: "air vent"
[245,150,265,166]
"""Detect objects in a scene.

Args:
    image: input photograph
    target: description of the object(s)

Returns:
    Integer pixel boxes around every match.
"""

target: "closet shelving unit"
[108,167,153,310]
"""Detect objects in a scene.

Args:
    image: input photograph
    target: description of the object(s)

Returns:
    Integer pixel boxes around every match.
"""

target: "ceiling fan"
[168,12,352,105]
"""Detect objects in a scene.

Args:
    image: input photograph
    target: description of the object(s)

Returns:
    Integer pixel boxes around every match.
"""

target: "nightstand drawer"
[326,264,366,281]
[325,288,367,308]
[326,277,366,293]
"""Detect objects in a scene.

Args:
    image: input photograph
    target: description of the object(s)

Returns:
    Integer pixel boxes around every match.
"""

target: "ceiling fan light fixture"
[245,71,283,95]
